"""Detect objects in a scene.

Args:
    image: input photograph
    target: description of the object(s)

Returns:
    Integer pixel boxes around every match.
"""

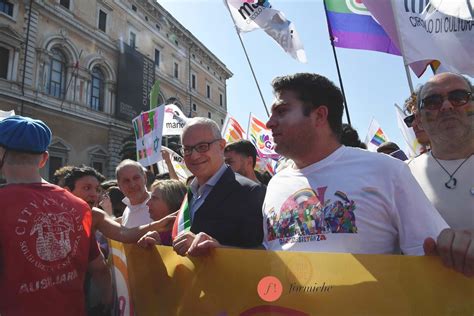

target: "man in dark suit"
[172,118,265,256]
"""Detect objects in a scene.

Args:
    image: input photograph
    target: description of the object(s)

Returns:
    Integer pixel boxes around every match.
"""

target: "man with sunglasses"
[408,73,474,232]
[171,118,266,256]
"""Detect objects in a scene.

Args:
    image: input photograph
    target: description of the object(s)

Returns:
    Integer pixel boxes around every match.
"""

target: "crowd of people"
[0,71,472,315]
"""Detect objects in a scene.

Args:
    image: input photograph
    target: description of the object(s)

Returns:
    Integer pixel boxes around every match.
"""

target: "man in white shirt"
[408,73,473,231]
[263,72,473,276]
[116,159,152,228]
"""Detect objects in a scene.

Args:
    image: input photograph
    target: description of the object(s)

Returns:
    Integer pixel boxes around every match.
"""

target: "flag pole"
[223,1,270,118]
[403,65,414,93]
[322,0,351,125]
[246,112,252,141]
[389,0,415,94]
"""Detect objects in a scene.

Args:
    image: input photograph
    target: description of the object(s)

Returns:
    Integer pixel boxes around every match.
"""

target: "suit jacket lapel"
[196,166,235,216]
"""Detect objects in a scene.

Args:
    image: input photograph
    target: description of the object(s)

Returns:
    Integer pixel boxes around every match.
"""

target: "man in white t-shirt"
[408,73,473,230]
[116,159,152,228]
[263,73,473,276]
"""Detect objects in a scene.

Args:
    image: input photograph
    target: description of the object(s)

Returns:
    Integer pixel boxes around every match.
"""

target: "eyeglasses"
[180,139,221,156]
[420,89,472,110]
[403,114,415,128]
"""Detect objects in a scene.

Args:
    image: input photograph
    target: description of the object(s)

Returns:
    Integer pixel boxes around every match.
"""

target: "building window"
[59,0,70,9]
[0,47,8,79]
[129,31,136,49]
[154,49,160,68]
[155,24,161,31]
[221,119,224,125]
[49,48,65,98]
[0,0,14,16]
[132,4,137,11]
[191,74,196,89]
[90,67,104,111]
[173,62,179,79]
[208,112,211,119]
[206,84,210,98]
[98,10,107,32]
[219,93,223,106]
[44,139,70,181]
[89,146,108,175]
[192,103,197,112]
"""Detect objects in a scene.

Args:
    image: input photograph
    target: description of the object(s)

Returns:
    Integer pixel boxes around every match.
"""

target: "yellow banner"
[111,241,473,315]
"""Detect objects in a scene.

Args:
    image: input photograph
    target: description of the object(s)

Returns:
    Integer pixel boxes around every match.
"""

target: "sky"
[158,0,436,151]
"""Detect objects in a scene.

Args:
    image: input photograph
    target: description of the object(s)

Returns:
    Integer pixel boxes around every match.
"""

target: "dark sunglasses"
[403,114,415,128]
[420,89,472,110]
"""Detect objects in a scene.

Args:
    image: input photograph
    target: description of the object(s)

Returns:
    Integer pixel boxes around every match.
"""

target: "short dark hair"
[64,166,106,191]
[224,140,258,167]
[340,124,366,149]
[377,141,400,154]
[271,73,344,138]
[105,186,126,217]
[100,179,118,191]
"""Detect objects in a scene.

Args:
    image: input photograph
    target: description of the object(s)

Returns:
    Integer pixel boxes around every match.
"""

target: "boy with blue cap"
[0,116,111,315]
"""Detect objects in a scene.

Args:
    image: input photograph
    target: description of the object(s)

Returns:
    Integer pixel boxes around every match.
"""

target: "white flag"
[157,146,192,182]
[224,0,307,63]
[364,118,389,152]
[394,104,423,157]
[0,110,15,121]
[425,0,474,21]
[363,0,474,76]
[163,104,189,136]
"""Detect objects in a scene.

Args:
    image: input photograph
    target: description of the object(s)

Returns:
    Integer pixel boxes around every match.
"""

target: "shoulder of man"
[234,170,262,188]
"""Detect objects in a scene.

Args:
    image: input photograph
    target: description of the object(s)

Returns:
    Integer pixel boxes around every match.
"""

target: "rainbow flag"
[248,113,279,160]
[324,0,400,55]
[221,115,246,143]
[365,118,389,152]
[370,128,387,146]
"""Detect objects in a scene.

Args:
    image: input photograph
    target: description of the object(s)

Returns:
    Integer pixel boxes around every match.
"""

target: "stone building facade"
[0,0,232,179]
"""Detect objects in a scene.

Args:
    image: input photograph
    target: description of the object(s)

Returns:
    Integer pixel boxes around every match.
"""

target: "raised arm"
[92,208,177,243]
[162,149,179,181]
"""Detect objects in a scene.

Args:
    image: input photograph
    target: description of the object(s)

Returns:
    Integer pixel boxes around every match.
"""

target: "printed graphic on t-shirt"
[16,197,84,272]
[266,187,357,244]
[31,212,75,261]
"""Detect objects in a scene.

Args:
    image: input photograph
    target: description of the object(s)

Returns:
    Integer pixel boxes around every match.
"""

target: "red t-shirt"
[0,183,93,316]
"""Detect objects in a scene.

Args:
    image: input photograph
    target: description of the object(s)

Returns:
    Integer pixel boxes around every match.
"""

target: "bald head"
[418,73,472,110]
[416,72,474,158]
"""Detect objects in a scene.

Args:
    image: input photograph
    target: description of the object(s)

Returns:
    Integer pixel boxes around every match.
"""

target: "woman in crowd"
[145,179,187,246]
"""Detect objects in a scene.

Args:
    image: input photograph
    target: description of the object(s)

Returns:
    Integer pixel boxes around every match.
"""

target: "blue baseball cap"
[0,115,52,153]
